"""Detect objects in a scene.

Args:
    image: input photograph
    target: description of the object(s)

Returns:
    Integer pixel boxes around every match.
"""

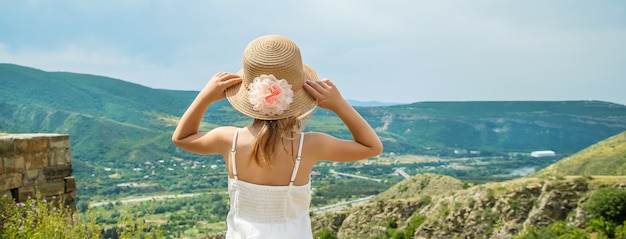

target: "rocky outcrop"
[339,200,424,238]
[312,175,626,239]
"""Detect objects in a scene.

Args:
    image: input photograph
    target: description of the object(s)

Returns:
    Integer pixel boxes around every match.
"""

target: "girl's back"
[226,127,312,238]
[226,127,312,186]
[172,35,383,239]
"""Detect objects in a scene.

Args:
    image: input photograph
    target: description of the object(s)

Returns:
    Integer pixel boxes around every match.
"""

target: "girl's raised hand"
[303,78,348,112]
[201,72,242,103]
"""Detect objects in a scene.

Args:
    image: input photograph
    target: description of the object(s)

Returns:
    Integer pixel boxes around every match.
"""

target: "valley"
[2,63,626,238]
[76,150,562,206]
[72,150,563,236]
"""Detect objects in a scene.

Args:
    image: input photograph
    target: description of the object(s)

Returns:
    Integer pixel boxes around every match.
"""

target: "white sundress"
[225,128,313,239]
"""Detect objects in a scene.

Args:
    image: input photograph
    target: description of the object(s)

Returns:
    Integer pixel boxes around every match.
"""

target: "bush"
[0,194,100,238]
[0,193,163,239]
[585,187,626,225]
[615,221,626,239]
[405,215,426,237]
[514,221,588,239]
[314,228,338,239]
[587,217,615,238]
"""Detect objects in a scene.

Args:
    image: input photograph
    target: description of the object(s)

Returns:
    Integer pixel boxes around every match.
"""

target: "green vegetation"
[0,190,232,238]
[3,63,626,166]
[314,228,338,239]
[0,193,162,239]
[313,178,392,206]
[514,219,626,239]
[0,194,99,238]
[533,131,626,177]
[582,187,626,238]
[375,173,465,201]
[89,193,229,238]
[4,63,626,238]
[404,215,427,238]
[514,221,590,239]
[361,101,626,156]
[585,187,626,225]
[357,214,427,239]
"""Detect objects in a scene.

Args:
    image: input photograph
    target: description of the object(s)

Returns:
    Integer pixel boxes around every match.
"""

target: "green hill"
[3,64,186,163]
[3,62,626,161]
[0,64,626,160]
[362,101,626,155]
[3,62,626,199]
[0,63,257,162]
[373,173,467,201]
[532,130,626,177]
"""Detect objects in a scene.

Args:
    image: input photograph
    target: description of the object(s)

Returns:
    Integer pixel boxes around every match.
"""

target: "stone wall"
[0,134,76,207]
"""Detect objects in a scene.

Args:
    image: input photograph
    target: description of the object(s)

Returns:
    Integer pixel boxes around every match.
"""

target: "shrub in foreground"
[0,193,100,238]
[0,193,162,239]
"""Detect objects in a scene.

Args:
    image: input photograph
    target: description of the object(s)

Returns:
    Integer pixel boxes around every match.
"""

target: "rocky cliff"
[311,174,626,238]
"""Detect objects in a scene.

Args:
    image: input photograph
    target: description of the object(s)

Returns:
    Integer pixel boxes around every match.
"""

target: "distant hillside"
[363,101,626,155]
[2,63,199,164]
[532,130,626,177]
[2,62,626,164]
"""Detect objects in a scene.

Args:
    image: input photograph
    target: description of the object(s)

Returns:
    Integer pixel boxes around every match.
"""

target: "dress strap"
[289,132,305,186]
[230,128,240,180]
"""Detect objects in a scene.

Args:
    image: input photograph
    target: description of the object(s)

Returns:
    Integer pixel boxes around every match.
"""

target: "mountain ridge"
[3,63,626,163]
[4,63,626,238]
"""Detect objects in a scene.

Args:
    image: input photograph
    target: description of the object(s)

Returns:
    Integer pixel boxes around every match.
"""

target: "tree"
[585,187,626,225]
[314,228,338,239]
[77,201,89,213]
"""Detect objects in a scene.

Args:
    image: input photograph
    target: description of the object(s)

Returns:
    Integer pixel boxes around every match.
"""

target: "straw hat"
[226,35,319,120]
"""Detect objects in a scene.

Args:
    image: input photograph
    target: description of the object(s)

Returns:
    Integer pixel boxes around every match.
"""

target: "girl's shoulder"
[302,131,335,144]
[302,131,326,138]
[211,125,240,132]
[301,131,341,162]
[204,126,241,155]
[207,126,240,142]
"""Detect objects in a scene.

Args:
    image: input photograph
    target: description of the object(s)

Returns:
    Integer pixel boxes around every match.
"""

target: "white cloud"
[0,42,217,90]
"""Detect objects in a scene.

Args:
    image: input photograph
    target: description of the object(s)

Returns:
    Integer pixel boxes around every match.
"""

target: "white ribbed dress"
[226,129,313,239]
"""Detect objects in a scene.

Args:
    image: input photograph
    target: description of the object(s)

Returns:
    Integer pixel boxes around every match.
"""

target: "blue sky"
[1,0,625,105]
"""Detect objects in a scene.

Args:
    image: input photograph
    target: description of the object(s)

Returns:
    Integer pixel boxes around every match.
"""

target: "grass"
[0,194,100,238]
[0,193,163,239]
[85,192,230,238]
[533,131,626,177]
[374,173,466,201]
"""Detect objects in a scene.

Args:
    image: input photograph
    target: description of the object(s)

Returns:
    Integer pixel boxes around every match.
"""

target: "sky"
[1,0,625,105]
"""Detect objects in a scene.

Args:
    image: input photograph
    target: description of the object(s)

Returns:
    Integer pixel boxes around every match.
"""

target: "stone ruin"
[0,133,76,208]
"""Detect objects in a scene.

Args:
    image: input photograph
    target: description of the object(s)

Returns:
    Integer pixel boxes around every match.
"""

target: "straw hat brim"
[225,64,319,120]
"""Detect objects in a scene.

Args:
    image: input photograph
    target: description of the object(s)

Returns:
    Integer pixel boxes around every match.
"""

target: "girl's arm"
[172,72,242,154]
[303,79,383,162]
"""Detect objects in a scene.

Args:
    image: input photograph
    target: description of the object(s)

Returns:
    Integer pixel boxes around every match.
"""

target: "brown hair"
[250,110,313,166]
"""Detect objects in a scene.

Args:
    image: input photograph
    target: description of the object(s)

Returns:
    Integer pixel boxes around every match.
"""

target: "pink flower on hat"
[248,74,294,116]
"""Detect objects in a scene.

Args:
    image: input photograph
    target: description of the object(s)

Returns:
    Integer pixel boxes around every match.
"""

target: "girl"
[172,35,383,239]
